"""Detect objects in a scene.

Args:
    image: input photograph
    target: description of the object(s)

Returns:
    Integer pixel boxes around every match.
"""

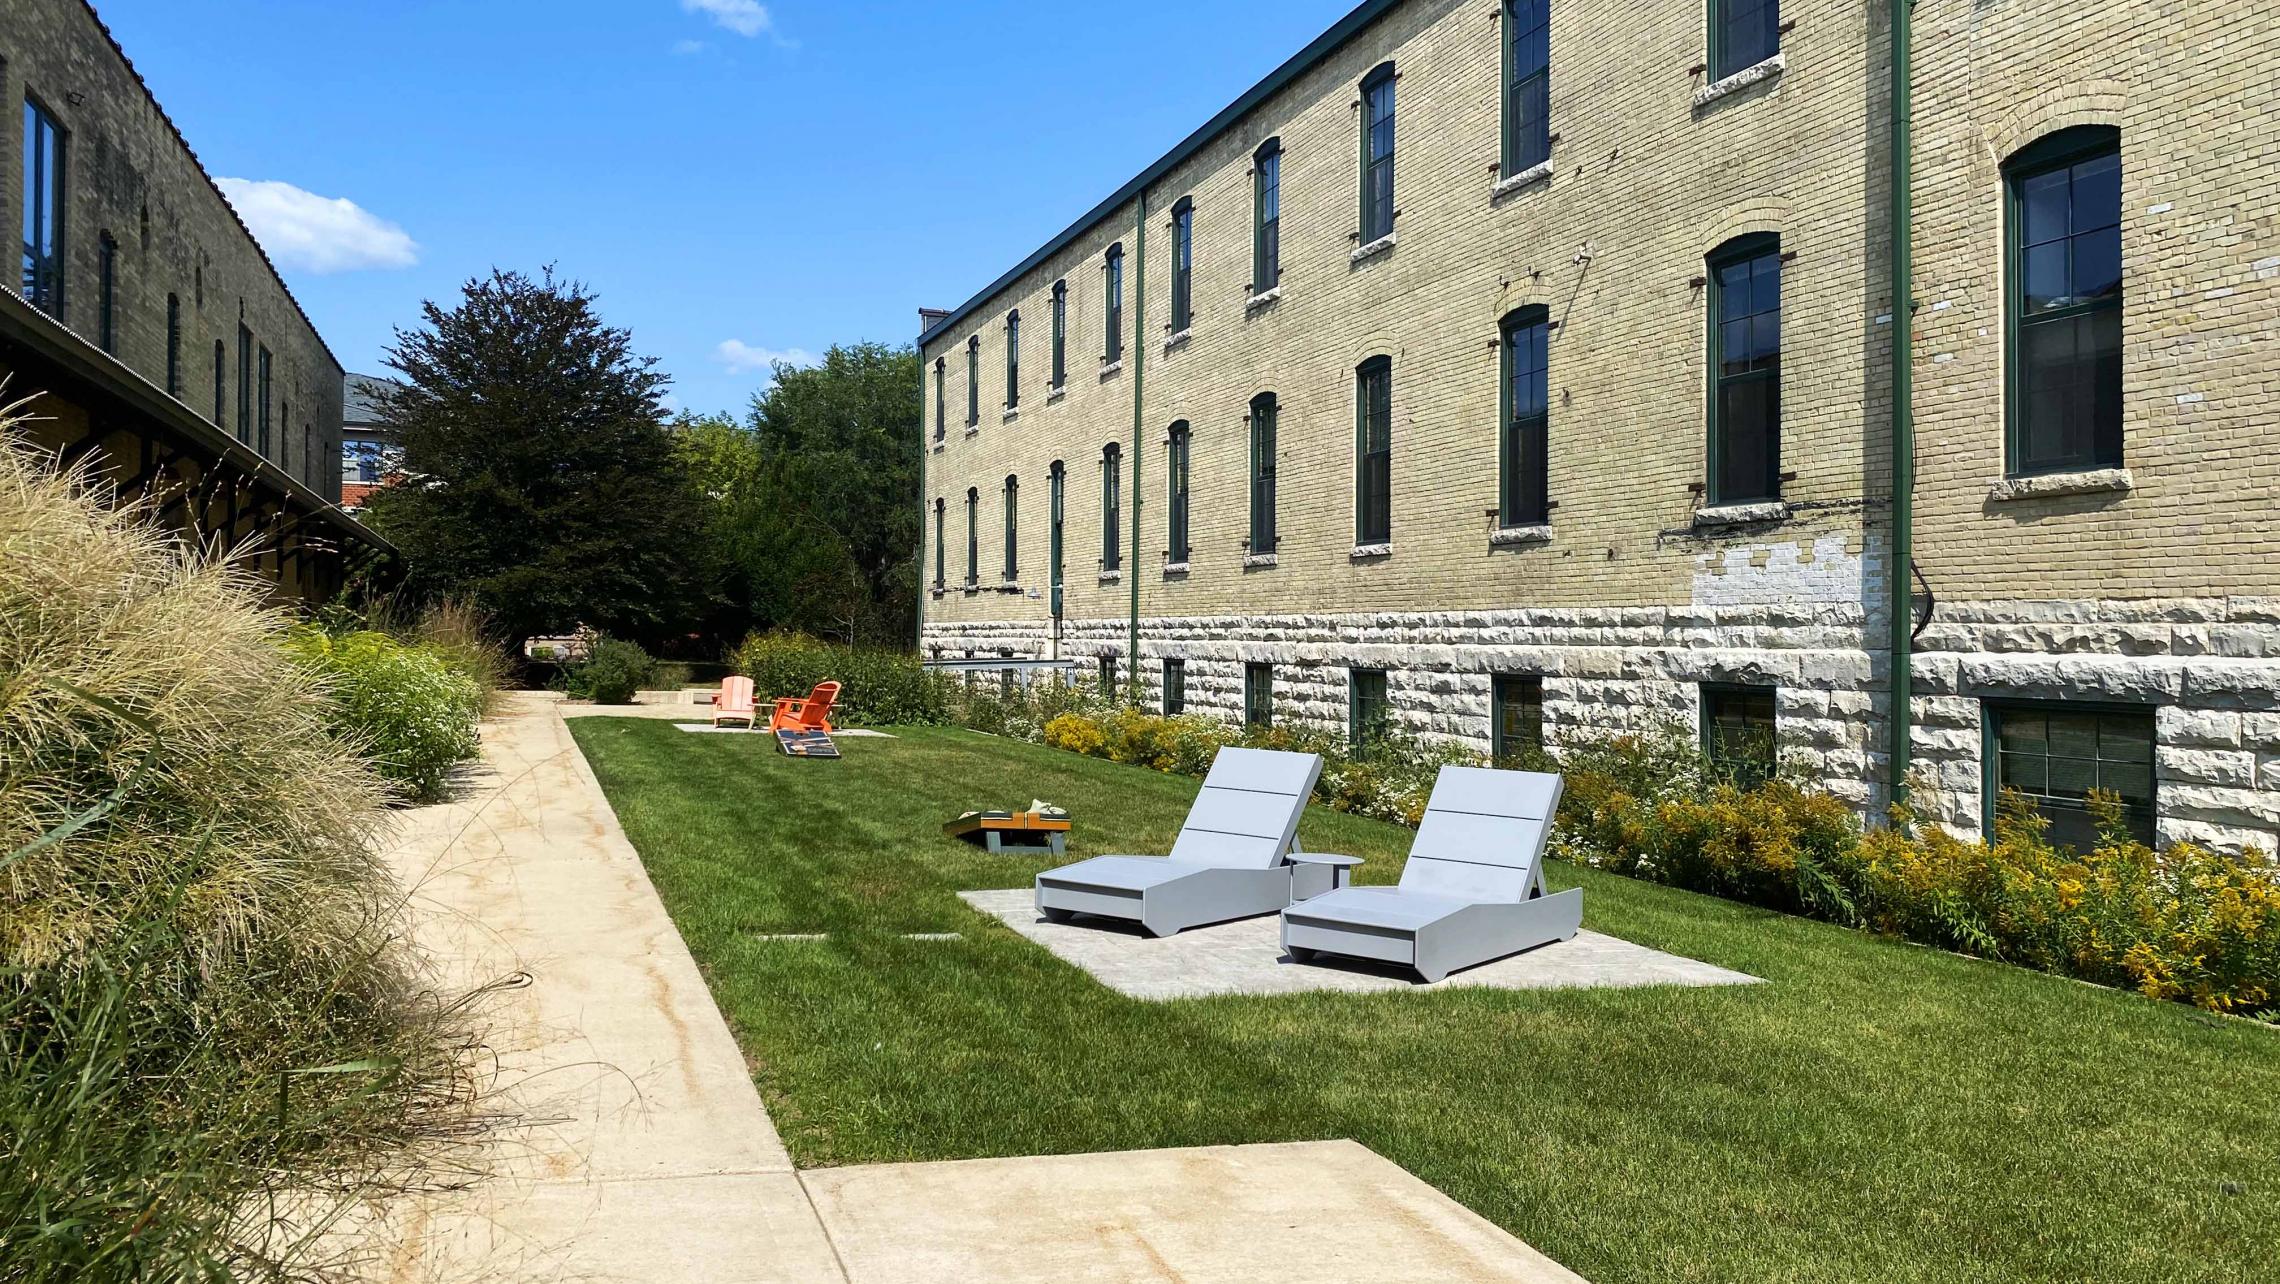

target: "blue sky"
[96,0,1360,417]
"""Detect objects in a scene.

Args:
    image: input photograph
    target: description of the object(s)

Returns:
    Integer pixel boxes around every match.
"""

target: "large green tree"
[365,269,709,644]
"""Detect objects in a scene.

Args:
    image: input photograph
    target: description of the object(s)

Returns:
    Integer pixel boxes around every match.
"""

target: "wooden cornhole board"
[776,728,841,758]
[943,809,1071,856]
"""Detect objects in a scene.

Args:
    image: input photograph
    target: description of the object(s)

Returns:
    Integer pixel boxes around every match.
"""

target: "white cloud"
[714,340,816,378]
[682,0,772,38]
[214,178,417,274]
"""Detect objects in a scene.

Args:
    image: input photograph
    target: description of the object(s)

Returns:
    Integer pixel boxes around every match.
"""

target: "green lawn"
[569,718,2276,1284]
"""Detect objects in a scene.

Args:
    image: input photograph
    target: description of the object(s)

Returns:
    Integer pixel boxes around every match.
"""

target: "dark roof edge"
[915,0,1401,350]
[78,0,347,378]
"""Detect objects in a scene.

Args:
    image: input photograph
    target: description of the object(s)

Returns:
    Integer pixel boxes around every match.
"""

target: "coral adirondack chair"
[711,676,758,729]
[768,681,840,734]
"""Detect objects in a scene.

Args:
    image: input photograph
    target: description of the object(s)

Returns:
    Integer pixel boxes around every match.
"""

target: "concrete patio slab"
[802,1139,1587,1284]
[670,722,895,737]
[959,888,1760,998]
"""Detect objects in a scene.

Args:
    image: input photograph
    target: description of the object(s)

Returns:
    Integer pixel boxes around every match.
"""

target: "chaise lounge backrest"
[1398,766,1563,902]
[1165,747,1325,869]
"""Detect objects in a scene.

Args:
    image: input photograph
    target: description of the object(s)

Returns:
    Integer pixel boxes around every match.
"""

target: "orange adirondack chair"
[712,676,758,728]
[768,680,840,733]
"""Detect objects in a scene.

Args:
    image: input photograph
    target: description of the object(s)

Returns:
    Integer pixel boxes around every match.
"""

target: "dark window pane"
[2023,242,2072,313]
[2100,761,2153,804]
[2021,167,2070,245]
[2071,153,2121,234]
[2074,226,2122,303]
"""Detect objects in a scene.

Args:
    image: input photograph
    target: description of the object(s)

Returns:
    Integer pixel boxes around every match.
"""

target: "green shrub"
[733,631,952,726]
[564,636,657,705]
[0,433,475,1279]
[285,627,484,804]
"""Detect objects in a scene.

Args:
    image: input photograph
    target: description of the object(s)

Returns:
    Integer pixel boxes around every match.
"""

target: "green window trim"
[932,498,945,587]
[965,336,980,425]
[2003,125,2123,478]
[1498,307,1551,527]
[1162,658,1187,715]
[1169,199,1195,333]
[1491,674,1545,761]
[1706,232,1782,505]
[1048,461,1065,617]
[1004,311,1020,409]
[1252,138,1282,292]
[1501,0,1551,178]
[1700,682,1778,788]
[1248,391,1279,554]
[1104,243,1125,362]
[1244,662,1274,728]
[1708,0,1781,82]
[933,357,946,442]
[964,486,979,585]
[1359,62,1397,243]
[1100,443,1123,571]
[1002,474,1019,581]
[1050,280,1068,388]
[1098,653,1119,696]
[1349,667,1390,751]
[1981,698,2156,851]
[1166,421,1191,564]
[1355,356,1392,544]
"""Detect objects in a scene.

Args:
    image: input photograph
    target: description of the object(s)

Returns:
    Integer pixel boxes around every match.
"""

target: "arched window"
[1048,461,1066,616]
[2006,125,2122,476]
[1360,63,1398,243]
[932,497,946,587]
[1248,392,1278,553]
[1050,281,1068,388]
[933,357,946,442]
[1104,244,1125,363]
[1706,233,1782,504]
[1004,311,1020,409]
[1101,443,1123,571]
[1002,474,1020,581]
[964,487,979,586]
[1169,199,1195,333]
[1500,306,1551,526]
[1355,357,1392,544]
[1502,1,1550,177]
[1166,421,1191,564]
[1253,138,1282,291]
[966,335,980,426]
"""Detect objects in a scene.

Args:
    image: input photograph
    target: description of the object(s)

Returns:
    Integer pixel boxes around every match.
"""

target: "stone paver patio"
[960,888,1761,999]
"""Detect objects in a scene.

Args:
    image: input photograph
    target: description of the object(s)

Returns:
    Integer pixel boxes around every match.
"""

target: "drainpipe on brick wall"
[1128,189,1147,700]
[1887,0,1917,810]
[915,337,928,656]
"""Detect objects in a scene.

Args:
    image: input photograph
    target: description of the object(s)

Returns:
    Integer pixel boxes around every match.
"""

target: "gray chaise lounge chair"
[1035,747,1324,937]
[1280,765,1579,981]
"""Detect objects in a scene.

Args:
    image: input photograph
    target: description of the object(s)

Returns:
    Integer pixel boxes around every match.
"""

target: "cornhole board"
[944,811,1071,856]
[776,728,841,759]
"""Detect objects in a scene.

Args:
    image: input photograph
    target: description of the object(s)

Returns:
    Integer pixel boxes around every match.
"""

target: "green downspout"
[915,335,928,656]
[1886,0,1917,810]
[1128,190,1147,703]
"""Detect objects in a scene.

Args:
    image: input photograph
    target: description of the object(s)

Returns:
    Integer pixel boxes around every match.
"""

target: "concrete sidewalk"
[355,693,1585,1283]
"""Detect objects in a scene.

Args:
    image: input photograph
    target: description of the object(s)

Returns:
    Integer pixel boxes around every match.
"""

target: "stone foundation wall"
[924,596,2280,855]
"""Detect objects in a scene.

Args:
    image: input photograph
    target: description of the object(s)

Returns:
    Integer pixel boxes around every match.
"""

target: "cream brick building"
[916,0,2280,853]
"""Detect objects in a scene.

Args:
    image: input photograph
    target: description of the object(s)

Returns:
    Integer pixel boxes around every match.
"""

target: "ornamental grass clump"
[0,431,481,1279]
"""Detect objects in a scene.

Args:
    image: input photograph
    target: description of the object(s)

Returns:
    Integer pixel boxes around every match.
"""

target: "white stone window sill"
[1350,542,1392,561]
[1693,53,1786,109]
[1243,552,1279,569]
[963,426,979,438]
[1491,160,1553,201]
[1162,561,1191,577]
[1099,358,1124,377]
[1350,233,1397,264]
[1047,386,1067,404]
[1098,569,1123,585]
[1164,328,1193,351]
[1002,407,1020,424]
[1489,523,1552,547]
[997,579,1023,593]
[1245,286,1283,312]
[1988,468,2133,502]
[961,581,980,594]
[1692,500,1791,528]
[931,441,945,454]
[929,586,946,599]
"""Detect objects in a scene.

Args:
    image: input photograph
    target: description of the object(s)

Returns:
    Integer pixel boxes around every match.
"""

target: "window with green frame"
[1001,474,1019,580]
[1048,462,1065,617]
[1244,662,1273,728]
[257,346,273,455]
[1985,700,2154,852]
[2005,126,2122,477]
[933,357,946,442]
[236,326,254,445]
[1104,243,1125,362]
[1709,0,1780,81]
[1248,392,1278,554]
[1499,307,1550,526]
[1166,420,1191,564]
[965,336,980,425]
[1004,311,1020,409]
[1169,198,1194,333]
[1162,658,1186,715]
[1701,683,1777,787]
[1349,668,1390,750]
[932,498,945,587]
[964,486,978,585]
[1050,280,1068,388]
[1101,443,1122,570]
[1098,653,1118,696]
[1492,675,1544,761]
[1360,62,1396,242]
[1253,138,1281,291]
[1501,0,1550,177]
[1707,233,1781,504]
[1355,356,1392,544]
